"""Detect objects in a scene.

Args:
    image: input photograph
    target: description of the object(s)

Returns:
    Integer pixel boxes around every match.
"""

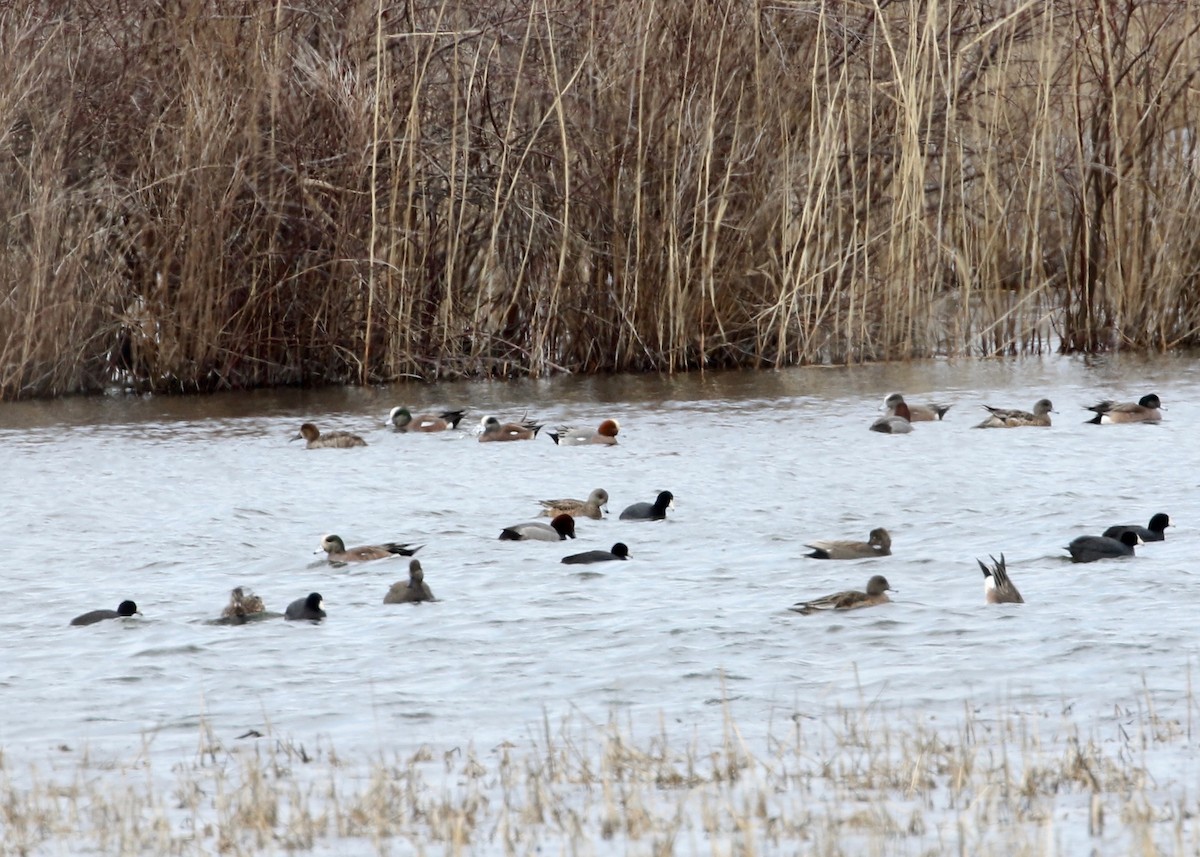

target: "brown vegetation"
[2,1,1199,398]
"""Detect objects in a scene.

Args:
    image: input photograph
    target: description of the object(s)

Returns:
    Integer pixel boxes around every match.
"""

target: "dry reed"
[2,0,1200,398]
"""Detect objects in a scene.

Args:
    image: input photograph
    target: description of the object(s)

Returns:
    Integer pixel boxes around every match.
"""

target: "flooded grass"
[2,697,1195,855]
[2,1,1200,398]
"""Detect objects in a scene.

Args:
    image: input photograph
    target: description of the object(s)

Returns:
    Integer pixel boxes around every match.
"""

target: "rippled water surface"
[4,355,1200,849]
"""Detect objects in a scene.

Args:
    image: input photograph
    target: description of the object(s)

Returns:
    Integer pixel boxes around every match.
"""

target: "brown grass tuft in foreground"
[2,1,1200,398]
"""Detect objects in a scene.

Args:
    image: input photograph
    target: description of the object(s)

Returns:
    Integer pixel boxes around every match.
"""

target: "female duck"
[291,423,367,448]
[805,527,891,560]
[790,576,894,614]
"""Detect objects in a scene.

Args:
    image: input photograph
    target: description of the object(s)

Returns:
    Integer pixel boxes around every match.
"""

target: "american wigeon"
[978,555,1023,604]
[318,534,422,563]
[478,415,543,442]
[1066,531,1140,563]
[1085,394,1163,424]
[70,600,140,626]
[220,587,267,621]
[291,423,367,448]
[883,393,950,421]
[975,399,1055,428]
[562,543,631,564]
[549,419,620,446]
[383,560,435,603]
[388,407,467,432]
[789,575,894,614]
[540,488,609,519]
[805,527,892,559]
[619,491,674,521]
[284,592,326,621]
[1103,512,1171,543]
[499,514,576,541]
[870,398,913,433]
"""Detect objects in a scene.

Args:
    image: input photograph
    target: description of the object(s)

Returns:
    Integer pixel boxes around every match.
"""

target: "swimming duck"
[562,543,631,565]
[389,407,467,432]
[70,600,140,626]
[805,527,892,560]
[284,592,326,621]
[220,587,267,622]
[883,392,950,421]
[978,555,1023,604]
[318,534,422,563]
[1066,531,1140,563]
[619,491,674,521]
[870,398,913,434]
[291,423,367,448]
[1085,394,1163,424]
[478,415,543,442]
[540,488,609,519]
[383,560,436,603]
[1103,512,1170,543]
[789,575,894,614]
[549,419,620,446]
[975,399,1055,428]
[499,514,576,541]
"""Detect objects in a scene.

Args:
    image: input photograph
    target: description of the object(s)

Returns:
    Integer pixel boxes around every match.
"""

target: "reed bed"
[2,0,1200,398]
[0,698,1195,855]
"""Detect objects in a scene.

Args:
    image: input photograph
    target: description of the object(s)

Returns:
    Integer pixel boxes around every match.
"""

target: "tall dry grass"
[1,0,1199,397]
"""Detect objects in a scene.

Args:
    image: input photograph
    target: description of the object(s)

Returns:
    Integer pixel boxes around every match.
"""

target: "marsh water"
[3,354,1200,850]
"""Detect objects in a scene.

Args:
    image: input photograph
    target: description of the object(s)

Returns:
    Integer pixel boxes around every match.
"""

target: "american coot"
[285,593,326,621]
[70,600,140,626]
[291,423,367,448]
[975,399,1055,428]
[539,489,609,520]
[619,491,674,521]
[1085,394,1162,424]
[1103,513,1171,543]
[388,407,467,432]
[805,528,892,560]
[478,415,543,442]
[1066,531,1140,563]
[790,576,894,614]
[499,514,576,541]
[870,398,913,434]
[978,555,1023,604]
[383,560,435,604]
[548,419,620,446]
[883,393,950,421]
[318,535,421,562]
[562,543,631,565]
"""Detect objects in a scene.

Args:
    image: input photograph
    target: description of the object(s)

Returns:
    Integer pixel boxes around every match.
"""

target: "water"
[2,354,1199,851]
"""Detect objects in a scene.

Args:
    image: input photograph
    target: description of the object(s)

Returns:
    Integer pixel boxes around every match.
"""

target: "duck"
[548,419,620,446]
[291,423,367,448]
[870,397,913,434]
[978,555,1023,604]
[1085,394,1163,424]
[1103,512,1170,543]
[789,575,894,614]
[478,415,543,442]
[562,543,631,565]
[883,392,950,421]
[70,600,140,626]
[805,527,892,560]
[388,407,467,432]
[383,560,436,603]
[499,514,576,541]
[539,488,609,520]
[318,534,422,563]
[619,491,674,521]
[220,587,267,622]
[284,592,326,621]
[975,399,1055,428]
[1065,531,1140,563]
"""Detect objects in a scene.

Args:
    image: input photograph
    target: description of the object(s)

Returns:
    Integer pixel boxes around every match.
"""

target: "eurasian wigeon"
[549,419,620,446]
[499,514,576,541]
[883,392,950,421]
[478,415,543,442]
[619,491,674,521]
[383,560,436,604]
[291,423,367,448]
[978,555,1023,604]
[870,398,913,433]
[284,592,326,621]
[1103,512,1170,543]
[70,600,140,626]
[540,488,609,519]
[561,543,631,564]
[805,527,892,560]
[975,399,1054,428]
[1066,531,1140,563]
[388,407,467,432]
[789,575,894,614]
[1085,394,1162,424]
[318,534,422,563]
